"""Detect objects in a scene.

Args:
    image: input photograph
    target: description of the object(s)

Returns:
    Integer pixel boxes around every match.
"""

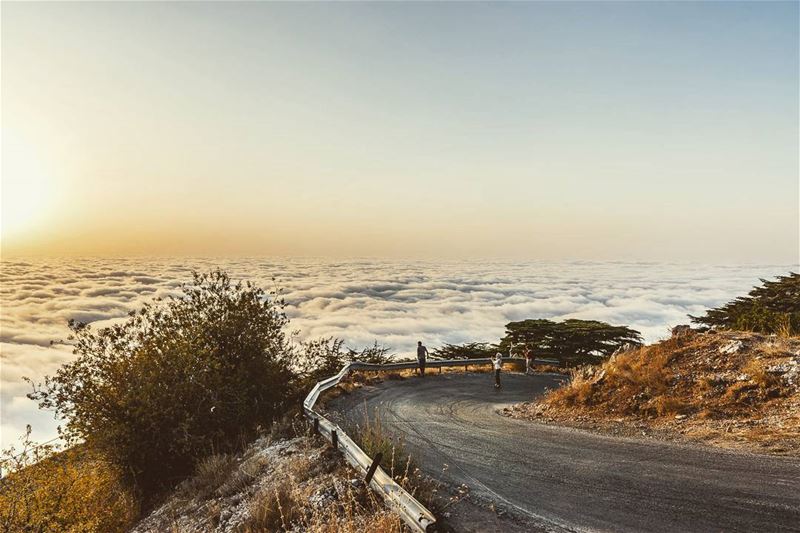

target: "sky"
[1,1,798,261]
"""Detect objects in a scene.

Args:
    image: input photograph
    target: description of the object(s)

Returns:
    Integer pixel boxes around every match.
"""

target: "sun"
[1,132,55,242]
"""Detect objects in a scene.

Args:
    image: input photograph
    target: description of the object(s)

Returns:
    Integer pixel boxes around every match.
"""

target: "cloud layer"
[1,258,793,447]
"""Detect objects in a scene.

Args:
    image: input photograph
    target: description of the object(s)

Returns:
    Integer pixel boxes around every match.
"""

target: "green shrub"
[431,342,497,359]
[28,270,294,492]
[296,337,393,383]
[690,273,799,336]
[499,318,643,366]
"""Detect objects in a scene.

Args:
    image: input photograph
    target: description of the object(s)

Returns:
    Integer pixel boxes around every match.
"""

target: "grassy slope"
[131,430,405,533]
[509,331,800,456]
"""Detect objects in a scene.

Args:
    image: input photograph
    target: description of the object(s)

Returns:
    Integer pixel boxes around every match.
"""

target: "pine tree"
[690,273,799,336]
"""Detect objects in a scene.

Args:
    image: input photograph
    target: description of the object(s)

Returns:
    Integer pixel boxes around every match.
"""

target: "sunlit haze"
[2,1,798,261]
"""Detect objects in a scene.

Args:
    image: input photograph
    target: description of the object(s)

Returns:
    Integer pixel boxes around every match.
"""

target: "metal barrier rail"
[303,356,560,532]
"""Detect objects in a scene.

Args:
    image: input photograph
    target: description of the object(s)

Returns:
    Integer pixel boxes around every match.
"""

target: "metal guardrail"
[303,356,560,532]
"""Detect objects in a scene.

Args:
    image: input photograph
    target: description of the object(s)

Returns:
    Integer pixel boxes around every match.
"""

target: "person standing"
[524,346,533,375]
[493,352,503,388]
[417,341,429,377]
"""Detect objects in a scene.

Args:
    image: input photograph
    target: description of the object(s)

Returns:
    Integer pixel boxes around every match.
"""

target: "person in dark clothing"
[417,341,428,377]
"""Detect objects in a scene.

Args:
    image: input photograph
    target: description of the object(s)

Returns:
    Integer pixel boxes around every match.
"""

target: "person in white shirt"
[493,352,503,388]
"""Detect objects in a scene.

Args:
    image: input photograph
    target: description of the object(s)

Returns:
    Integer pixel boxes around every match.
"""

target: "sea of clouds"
[0,257,794,448]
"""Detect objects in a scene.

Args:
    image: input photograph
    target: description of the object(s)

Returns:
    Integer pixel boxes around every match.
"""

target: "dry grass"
[531,364,568,374]
[178,447,272,501]
[238,441,406,533]
[355,408,407,475]
[515,331,800,455]
[242,480,299,532]
[135,433,410,533]
[348,406,440,510]
[0,444,139,533]
[178,454,239,500]
[776,315,793,339]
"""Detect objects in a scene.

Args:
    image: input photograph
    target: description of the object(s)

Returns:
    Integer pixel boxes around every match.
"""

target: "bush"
[28,270,295,492]
[296,338,393,383]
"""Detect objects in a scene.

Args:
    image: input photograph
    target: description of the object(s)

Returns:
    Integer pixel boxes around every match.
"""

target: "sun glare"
[1,133,55,242]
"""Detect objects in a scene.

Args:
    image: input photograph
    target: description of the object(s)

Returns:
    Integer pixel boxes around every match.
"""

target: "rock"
[675,414,687,420]
[709,373,732,385]
[309,485,338,509]
[768,363,793,374]
[720,341,743,355]
[768,358,800,387]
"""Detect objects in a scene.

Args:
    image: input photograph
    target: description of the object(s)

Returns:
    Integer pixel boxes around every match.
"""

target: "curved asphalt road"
[329,373,800,533]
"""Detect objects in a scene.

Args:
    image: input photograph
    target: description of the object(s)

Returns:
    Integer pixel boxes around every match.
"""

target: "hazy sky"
[2,1,798,261]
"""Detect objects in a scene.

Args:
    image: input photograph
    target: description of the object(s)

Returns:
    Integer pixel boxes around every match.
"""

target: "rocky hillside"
[131,431,404,533]
[508,330,800,456]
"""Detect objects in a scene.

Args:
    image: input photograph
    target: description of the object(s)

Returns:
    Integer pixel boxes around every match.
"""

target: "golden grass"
[239,446,406,533]
[349,406,439,509]
[526,331,800,454]
[0,446,138,533]
[355,408,407,475]
[178,453,238,500]
[243,480,299,532]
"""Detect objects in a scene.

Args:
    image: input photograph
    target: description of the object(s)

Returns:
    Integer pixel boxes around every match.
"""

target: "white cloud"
[0,257,794,447]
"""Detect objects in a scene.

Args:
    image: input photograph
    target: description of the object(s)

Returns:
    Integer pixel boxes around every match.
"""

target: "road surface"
[329,372,800,533]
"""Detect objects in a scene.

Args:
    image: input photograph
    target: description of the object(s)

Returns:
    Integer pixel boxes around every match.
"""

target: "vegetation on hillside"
[431,342,497,360]
[499,319,643,366]
[513,274,800,454]
[431,320,642,366]
[27,271,295,494]
[514,330,800,454]
[296,337,393,382]
[0,427,138,533]
[3,270,396,532]
[129,427,406,533]
[690,273,799,336]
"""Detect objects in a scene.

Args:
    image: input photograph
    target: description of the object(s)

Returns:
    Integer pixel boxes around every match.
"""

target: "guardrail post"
[313,417,319,433]
[331,429,338,449]
[364,452,383,484]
